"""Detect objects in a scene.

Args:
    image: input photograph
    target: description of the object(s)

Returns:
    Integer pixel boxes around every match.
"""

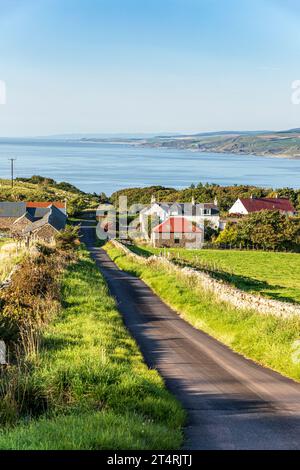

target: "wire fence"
[203,243,298,253]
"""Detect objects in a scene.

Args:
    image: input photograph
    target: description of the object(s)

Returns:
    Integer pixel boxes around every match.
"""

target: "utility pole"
[8,158,16,188]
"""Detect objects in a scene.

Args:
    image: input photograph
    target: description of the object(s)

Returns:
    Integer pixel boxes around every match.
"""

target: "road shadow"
[171,259,299,305]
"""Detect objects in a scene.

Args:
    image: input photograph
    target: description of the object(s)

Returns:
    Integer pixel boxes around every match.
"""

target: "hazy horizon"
[0,126,298,140]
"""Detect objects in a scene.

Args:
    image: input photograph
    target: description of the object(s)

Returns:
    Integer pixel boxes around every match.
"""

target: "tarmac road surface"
[82,227,300,449]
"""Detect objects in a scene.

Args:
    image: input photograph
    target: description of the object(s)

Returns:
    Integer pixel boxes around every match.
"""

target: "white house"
[229,197,297,216]
[139,196,220,239]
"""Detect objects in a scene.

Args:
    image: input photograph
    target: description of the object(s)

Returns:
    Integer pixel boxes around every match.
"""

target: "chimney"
[151,194,156,205]
[214,196,218,206]
[250,194,253,199]
[191,196,195,205]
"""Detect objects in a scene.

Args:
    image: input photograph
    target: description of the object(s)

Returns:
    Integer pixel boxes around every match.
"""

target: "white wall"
[229,199,248,215]
[139,204,169,238]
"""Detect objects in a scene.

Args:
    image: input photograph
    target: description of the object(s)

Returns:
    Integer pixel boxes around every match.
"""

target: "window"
[174,238,180,244]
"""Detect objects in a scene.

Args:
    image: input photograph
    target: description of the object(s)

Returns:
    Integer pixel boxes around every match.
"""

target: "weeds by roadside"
[0,242,184,449]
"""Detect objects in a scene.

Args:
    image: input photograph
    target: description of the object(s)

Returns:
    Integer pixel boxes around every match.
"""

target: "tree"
[67,196,86,216]
[215,224,239,246]
[204,220,219,241]
[215,211,300,251]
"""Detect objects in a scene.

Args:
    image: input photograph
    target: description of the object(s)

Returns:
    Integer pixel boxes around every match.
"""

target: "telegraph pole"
[8,158,16,188]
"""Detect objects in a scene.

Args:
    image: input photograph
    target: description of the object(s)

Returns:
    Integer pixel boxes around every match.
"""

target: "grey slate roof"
[24,205,67,234]
[143,202,219,216]
[0,202,26,218]
[27,206,51,220]
[13,211,34,224]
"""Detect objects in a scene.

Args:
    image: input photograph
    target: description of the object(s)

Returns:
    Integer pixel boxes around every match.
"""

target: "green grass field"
[104,243,300,382]
[0,248,184,449]
[130,244,300,304]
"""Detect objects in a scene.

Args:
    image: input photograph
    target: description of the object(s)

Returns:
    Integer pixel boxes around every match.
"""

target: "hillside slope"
[141,131,300,158]
[0,176,99,215]
[81,129,300,159]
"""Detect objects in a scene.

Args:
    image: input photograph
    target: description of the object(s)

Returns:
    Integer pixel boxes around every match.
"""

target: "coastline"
[78,139,300,160]
[1,139,300,193]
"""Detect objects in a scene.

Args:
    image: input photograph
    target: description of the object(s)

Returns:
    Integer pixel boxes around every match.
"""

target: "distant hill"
[36,132,180,140]
[137,129,300,158]
[79,129,300,159]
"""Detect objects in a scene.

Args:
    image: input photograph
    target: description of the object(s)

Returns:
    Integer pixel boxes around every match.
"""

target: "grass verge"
[0,247,184,449]
[104,243,300,382]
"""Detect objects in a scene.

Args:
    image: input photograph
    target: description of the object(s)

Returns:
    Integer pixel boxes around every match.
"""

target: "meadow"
[104,243,300,382]
[0,247,184,450]
[130,244,300,304]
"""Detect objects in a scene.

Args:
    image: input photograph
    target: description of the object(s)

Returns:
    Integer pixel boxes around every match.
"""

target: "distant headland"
[77,128,300,159]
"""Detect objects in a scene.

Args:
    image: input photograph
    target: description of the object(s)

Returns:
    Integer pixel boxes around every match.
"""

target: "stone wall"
[111,240,300,319]
[0,217,18,230]
[31,224,57,243]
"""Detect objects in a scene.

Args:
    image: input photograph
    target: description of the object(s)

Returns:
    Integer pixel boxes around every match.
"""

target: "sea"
[0,138,299,195]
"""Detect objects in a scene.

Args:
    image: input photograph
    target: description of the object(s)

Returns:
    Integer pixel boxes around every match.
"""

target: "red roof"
[239,198,296,213]
[26,201,65,209]
[153,217,202,233]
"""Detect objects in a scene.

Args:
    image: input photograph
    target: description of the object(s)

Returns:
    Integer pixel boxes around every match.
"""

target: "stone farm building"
[151,216,204,249]
[0,201,67,243]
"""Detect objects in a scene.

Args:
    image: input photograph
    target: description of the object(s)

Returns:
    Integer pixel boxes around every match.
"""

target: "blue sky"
[0,0,300,136]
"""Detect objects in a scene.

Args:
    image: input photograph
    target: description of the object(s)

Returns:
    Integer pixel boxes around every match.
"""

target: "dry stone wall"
[111,240,300,319]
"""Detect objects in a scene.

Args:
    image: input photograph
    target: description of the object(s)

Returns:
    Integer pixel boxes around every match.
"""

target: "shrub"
[215,211,300,251]
[55,226,80,251]
[0,249,65,345]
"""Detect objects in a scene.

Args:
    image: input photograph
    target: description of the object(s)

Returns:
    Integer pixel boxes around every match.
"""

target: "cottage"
[24,206,67,243]
[151,217,204,249]
[140,196,219,239]
[0,201,67,242]
[26,201,67,215]
[229,197,296,216]
[0,202,27,231]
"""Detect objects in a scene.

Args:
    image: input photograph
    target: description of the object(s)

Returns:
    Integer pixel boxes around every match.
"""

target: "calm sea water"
[0,138,299,195]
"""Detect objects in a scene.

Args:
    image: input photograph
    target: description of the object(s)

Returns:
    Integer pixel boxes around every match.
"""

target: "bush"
[215,211,300,251]
[55,226,80,251]
[0,249,65,345]
[0,249,184,449]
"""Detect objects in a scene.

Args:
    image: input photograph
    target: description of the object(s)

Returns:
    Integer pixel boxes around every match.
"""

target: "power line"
[8,158,16,188]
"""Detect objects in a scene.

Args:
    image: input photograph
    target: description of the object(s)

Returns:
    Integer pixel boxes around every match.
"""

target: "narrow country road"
[82,227,300,449]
